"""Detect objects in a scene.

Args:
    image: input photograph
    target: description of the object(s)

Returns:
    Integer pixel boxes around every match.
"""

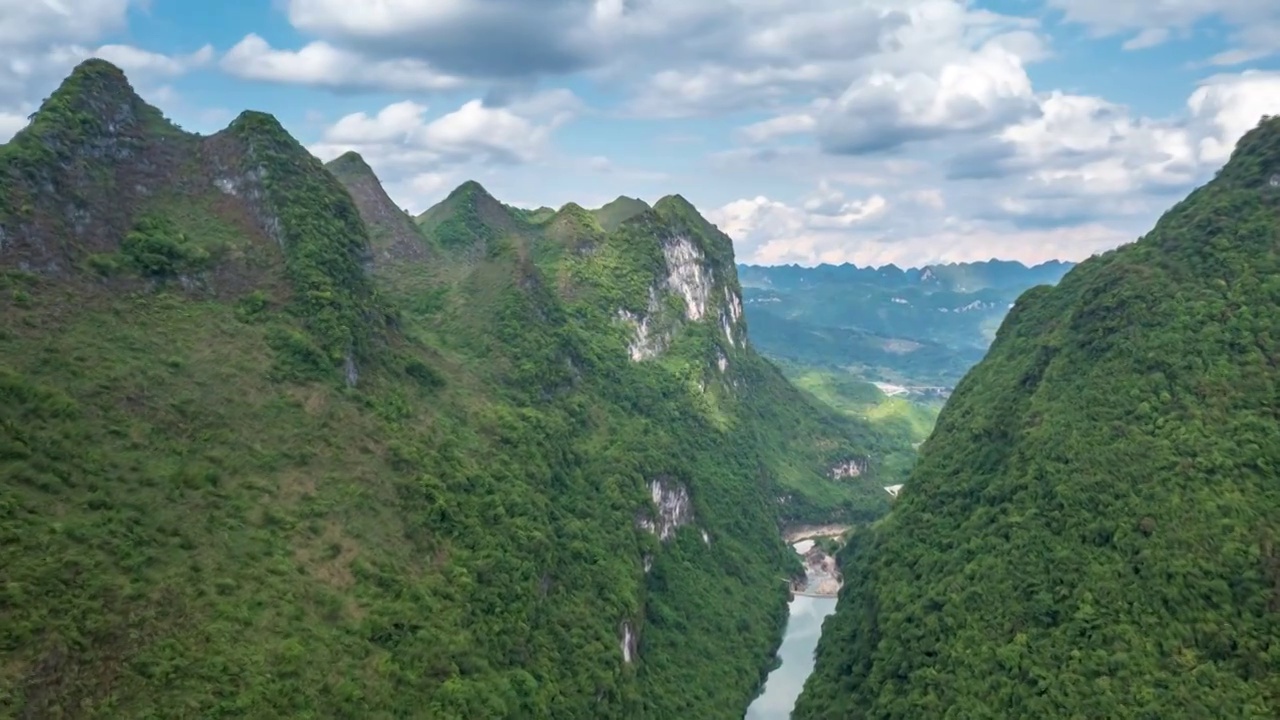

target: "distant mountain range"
[737,259,1075,388]
[739,259,1074,295]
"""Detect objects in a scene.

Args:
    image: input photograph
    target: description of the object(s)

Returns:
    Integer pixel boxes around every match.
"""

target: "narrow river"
[744,594,837,719]
[744,533,845,719]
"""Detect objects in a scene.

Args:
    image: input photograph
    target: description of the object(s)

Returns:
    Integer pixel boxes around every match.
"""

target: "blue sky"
[3,0,1280,267]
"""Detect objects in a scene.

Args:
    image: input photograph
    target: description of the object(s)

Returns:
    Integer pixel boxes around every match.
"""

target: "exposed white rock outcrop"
[829,457,870,479]
[721,286,743,347]
[662,235,713,320]
[620,621,637,663]
[212,165,284,250]
[343,348,359,388]
[635,477,695,542]
[721,313,736,348]
[716,348,728,374]
[634,476,712,546]
[941,300,998,313]
[616,234,741,362]
[725,286,743,322]
[618,287,669,361]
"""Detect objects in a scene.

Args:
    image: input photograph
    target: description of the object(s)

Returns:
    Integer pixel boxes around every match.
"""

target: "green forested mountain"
[793,117,1280,719]
[553,197,1069,445]
[0,60,912,718]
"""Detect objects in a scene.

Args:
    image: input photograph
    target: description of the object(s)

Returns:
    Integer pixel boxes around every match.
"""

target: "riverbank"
[794,544,840,596]
[785,528,845,598]
[746,533,848,718]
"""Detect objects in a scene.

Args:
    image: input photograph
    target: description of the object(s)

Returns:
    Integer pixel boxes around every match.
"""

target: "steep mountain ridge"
[542,202,604,260]
[1,60,386,384]
[595,194,745,360]
[415,178,529,256]
[325,151,429,265]
[0,60,910,718]
[384,173,907,525]
[793,117,1280,719]
[330,150,914,713]
[2,59,200,274]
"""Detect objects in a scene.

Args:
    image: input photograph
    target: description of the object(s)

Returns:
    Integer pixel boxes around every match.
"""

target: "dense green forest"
[0,60,914,718]
[793,117,1280,718]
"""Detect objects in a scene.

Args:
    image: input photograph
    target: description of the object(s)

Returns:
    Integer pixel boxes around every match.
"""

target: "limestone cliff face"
[662,235,712,321]
[614,198,748,376]
[618,287,669,361]
[635,476,697,542]
[204,130,284,252]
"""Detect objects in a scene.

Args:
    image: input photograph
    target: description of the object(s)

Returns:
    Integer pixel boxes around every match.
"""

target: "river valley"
[744,528,848,719]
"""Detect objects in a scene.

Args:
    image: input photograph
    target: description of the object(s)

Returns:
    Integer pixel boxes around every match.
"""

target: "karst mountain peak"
[0,59,913,719]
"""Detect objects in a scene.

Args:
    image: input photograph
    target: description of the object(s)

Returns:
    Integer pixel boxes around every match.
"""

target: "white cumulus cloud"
[221,34,464,93]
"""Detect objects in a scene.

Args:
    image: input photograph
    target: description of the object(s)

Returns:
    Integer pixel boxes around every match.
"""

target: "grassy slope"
[793,118,1280,720]
[775,364,938,485]
[785,366,940,437]
[1,61,911,718]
